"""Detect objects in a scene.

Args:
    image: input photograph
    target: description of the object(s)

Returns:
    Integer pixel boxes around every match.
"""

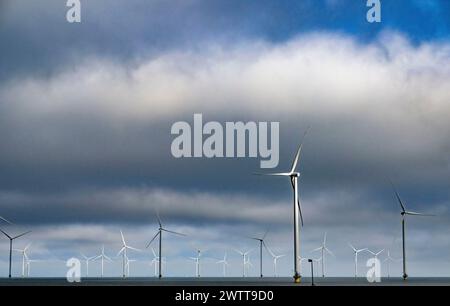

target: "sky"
[0,0,450,278]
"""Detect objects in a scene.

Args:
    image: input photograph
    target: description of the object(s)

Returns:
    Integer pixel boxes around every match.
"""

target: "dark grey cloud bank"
[0,1,449,276]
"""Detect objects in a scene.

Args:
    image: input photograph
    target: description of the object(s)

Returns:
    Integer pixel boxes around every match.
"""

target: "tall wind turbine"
[348,244,368,278]
[248,230,270,277]
[14,244,31,278]
[312,232,334,277]
[216,253,229,277]
[117,230,140,278]
[146,212,186,278]
[94,245,112,277]
[234,249,252,277]
[125,256,136,277]
[245,254,253,276]
[391,182,434,280]
[0,229,31,278]
[256,127,309,283]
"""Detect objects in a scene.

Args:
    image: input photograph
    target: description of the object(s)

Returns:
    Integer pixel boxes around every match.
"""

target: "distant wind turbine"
[234,249,252,277]
[0,229,31,278]
[255,127,310,282]
[216,253,229,277]
[80,252,96,277]
[383,250,401,278]
[117,230,140,278]
[348,244,368,278]
[247,230,270,277]
[267,247,285,277]
[189,249,204,277]
[312,232,334,277]
[391,181,434,280]
[146,212,186,278]
[14,244,31,278]
[94,245,112,277]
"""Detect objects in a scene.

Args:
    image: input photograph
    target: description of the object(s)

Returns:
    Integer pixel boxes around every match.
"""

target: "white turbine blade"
[117,247,125,257]
[405,211,435,217]
[262,229,269,240]
[348,243,357,252]
[376,249,385,256]
[12,230,31,240]
[104,255,113,261]
[146,231,160,248]
[311,247,322,252]
[120,230,126,245]
[0,216,12,225]
[162,228,186,236]
[323,232,327,245]
[151,247,157,258]
[234,249,244,255]
[156,210,163,227]
[290,126,310,173]
[325,247,334,257]
[126,246,141,252]
[80,253,88,260]
[254,172,291,176]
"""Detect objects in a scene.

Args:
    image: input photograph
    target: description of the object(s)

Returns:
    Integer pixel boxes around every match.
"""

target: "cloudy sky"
[0,0,449,278]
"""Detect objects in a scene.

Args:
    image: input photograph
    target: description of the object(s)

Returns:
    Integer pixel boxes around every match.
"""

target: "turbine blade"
[311,247,322,252]
[323,232,327,245]
[348,243,356,251]
[0,229,11,239]
[117,247,125,257]
[262,229,269,240]
[162,228,186,236]
[290,126,310,173]
[156,210,162,227]
[253,172,291,176]
[120,230,126,245]
[127,246,141,252]
[325,247,334,257]
[13,230,31,240]
[297,199,304,227]
[405,211,435,216]
[0,216,12,225]
[234,249,244,255]
[390,180,406,212]
[146,231,160,248]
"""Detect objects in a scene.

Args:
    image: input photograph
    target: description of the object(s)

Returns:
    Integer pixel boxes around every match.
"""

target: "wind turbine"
[125,256,136,277]
[383,250,400,278]
[189,249,203,277]
[312,232,334,277]
[14,244,31,278]
[80,252,96,277]
[245,254,253,276]
[248,230,270,277]
[25,256,40,277]
[348,244,368,278]
[150,248,166,277]
[256,127,309,283]
[0,229,31,278]
[94,245,112,277]
[267,248,285,277]
[391,182,434,280]
[313,257,322,277]
[117,230,140,278]
[146,212,186,278]
[234,249,252,277]
[216,253,229,277]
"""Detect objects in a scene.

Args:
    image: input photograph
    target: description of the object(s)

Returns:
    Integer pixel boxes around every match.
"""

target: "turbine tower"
[248,230,270,277]
[0,229,31,278]
[146,212,186,278]
[150,248,166,277]
[348,243,368,278]
[216,253,229,277]
[391,182,434,280]
[256,127,309,283]
[117,230,140,278]
[312,232,334,277]
[94,245,112,277]
[80,252,96,277]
